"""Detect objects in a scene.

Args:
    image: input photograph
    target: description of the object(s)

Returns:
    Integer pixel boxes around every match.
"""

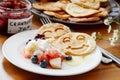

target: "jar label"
[7,15,33,34]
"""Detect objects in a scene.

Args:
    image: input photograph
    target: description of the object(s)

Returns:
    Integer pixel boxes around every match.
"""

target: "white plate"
[2,30,102,76]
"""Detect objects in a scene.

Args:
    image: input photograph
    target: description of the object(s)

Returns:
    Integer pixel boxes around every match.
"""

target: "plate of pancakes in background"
[31,0,120,26]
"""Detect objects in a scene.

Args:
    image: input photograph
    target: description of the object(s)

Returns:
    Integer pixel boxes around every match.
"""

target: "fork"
[31,9,52,24]
[37,14,120,65]
[40,17,52,24]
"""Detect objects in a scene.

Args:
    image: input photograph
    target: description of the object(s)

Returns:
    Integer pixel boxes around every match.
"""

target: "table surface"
[0,1,120,80]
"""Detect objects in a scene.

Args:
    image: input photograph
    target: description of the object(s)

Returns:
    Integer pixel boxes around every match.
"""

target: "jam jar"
[0,0,33,34]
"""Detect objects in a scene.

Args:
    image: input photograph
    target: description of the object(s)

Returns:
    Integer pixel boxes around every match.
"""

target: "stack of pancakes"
[37,23,96,56]
[33,0,109,22]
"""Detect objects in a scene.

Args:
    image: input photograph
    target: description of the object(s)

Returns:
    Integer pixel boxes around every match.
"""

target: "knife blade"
[98,46,120,66]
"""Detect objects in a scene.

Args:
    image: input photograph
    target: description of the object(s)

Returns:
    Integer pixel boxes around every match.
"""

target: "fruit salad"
[22,34,72,69]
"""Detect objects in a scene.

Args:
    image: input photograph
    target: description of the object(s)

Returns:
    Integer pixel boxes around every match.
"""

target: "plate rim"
[2,30,102,76]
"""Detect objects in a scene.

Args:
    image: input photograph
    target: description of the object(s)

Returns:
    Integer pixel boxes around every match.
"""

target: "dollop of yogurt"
[37,39,51,51]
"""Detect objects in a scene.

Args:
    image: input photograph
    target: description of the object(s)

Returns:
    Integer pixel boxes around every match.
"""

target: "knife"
[98,46,120,66]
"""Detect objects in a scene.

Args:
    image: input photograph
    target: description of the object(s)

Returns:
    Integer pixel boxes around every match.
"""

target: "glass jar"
[0,0,33,34]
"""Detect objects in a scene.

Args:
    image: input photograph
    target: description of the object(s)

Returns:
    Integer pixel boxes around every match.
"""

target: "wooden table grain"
[0,12,120,80]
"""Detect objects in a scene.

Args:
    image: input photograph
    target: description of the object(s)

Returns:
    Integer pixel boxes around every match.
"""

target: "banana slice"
[25,40,37,53]
[65,56,83,66]
[65,3,99,17]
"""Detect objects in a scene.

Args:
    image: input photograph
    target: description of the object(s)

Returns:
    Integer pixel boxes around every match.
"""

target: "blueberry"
[33,55,37,57]
[31,55,38,64]
[40,60,48,68]
[26,39,31,45]
[66,55,72,60]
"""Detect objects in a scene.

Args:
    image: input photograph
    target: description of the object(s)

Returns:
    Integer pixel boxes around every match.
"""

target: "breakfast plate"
[31,0,120,26]
[2,30,102,76]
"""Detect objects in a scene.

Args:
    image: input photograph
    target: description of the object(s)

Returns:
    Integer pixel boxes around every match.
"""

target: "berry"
[66,55,72,60]
[3,0,27,9]
[20,1,27,8]
[40,60,48,68]
[34,34,45,40]
[26,39,31,45]
[0,18,6,29]
[31,55,38,64]
[37,52,49,63]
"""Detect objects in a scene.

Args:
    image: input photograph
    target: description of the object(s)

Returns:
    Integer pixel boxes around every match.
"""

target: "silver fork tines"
[31,8,52,24]
[40,17,52,24]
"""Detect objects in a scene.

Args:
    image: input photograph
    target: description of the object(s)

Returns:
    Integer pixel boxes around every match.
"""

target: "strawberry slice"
[46,48,61,59]
[37,52,49,63]
[22,49,32,58]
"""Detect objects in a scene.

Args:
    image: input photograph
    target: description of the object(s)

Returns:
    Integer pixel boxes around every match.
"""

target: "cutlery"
[31,8,48,18]
[101,56,112,64]
[98,46,120,66]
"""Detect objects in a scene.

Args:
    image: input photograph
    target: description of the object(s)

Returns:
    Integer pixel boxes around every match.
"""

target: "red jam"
[0,0,32,34]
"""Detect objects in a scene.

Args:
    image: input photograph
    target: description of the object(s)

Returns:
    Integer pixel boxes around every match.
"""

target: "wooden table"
[1,8,120,80]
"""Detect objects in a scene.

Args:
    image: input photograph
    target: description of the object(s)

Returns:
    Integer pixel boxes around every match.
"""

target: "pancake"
[69,17,100,22]
[100,0,108,3]
[33,2,62,11]
[71,0,100,9]
[37,23,71,39]
[52,32,96,56]
[43,11,71,20]
[65,3,99,17]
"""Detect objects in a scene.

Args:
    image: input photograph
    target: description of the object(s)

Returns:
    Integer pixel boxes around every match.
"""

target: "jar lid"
[0,0,32,11]
[25,0,32,10]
